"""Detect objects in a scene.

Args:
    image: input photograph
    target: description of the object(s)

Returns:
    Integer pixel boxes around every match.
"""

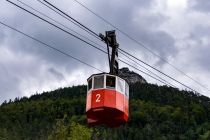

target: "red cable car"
[86,30,129,127]
[86,73,129,127]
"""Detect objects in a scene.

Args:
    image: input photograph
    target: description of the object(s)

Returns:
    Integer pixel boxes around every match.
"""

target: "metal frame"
[87,73,129,97]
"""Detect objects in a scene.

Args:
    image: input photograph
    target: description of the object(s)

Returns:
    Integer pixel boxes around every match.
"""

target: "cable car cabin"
[86,73,129,127]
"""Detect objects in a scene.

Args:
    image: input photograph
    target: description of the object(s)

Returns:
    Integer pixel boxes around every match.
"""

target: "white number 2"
[96,94,101,102]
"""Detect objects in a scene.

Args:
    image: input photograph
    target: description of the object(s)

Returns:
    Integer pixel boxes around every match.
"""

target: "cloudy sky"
[0,0,210,103]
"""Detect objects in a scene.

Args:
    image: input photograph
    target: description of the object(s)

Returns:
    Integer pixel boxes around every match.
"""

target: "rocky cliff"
[119,67,147,85]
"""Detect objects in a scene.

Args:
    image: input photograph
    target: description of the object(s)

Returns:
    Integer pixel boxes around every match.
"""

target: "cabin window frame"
[87,78,93,91]
[116,76,125,95]
[105,75,116,90]
[93,75,104,89]
[88,74,129,98]
[125,82,129,98]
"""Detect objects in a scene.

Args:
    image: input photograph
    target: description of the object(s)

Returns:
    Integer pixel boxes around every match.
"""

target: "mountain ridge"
[0,69,210,139]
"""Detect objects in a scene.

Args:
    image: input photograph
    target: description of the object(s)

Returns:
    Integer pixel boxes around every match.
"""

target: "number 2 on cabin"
[96,94,101,102]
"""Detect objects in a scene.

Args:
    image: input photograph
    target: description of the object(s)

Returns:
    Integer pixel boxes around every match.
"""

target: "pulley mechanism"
[99,30,119,75]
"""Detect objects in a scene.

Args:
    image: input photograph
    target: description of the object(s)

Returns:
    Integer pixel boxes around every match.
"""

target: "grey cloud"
[186,42,210,72]
[191,25,210,38]
[0,31,4,43]
[192,0,210,12]
[0,0,175,103]
[1,0,210,102]
[88,0,175,66]
[0,14,108,103]
[195,49,210,71]
[148,31,176,58]
[48,68,64,81]
[0,59,22,103]
[4,19,106,68]
[86,0,153,33]
[188,26,210,71]
[116,22,176,66]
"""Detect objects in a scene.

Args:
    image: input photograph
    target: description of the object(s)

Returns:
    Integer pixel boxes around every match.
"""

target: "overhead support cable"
[16,0,105,54]
[20,0,176,86]
[119,59,170,86]
[6,0,201,93]
[0,19,173,87]
[0,21,103,72]
[72,0,209,92]
[119,48,198,93]
[119,52,176,88]
[6,0,107,54]
[39,0,201,93]
[39,0,101,40]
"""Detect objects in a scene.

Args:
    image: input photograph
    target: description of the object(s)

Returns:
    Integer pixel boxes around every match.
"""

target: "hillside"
[0,70,210,140]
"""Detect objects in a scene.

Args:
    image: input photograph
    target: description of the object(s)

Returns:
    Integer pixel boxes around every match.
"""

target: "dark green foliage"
[0,83,210,140]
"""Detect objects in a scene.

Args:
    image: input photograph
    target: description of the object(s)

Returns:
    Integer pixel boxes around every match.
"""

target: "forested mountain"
[0,73,210,139]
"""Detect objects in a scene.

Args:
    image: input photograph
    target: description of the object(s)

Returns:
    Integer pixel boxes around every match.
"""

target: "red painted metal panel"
[91,89,105,108]
[104,89,116,108]
[86,88,129,127]
[86,91,92,111]
[116,92,124,112]
[124,97,129,116]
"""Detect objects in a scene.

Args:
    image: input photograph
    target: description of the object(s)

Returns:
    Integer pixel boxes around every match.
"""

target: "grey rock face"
[119,67,147,85]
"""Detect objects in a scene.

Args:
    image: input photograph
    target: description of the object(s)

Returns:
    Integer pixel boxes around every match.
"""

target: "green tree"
[69,122,93,140]
[48,118,92,140]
